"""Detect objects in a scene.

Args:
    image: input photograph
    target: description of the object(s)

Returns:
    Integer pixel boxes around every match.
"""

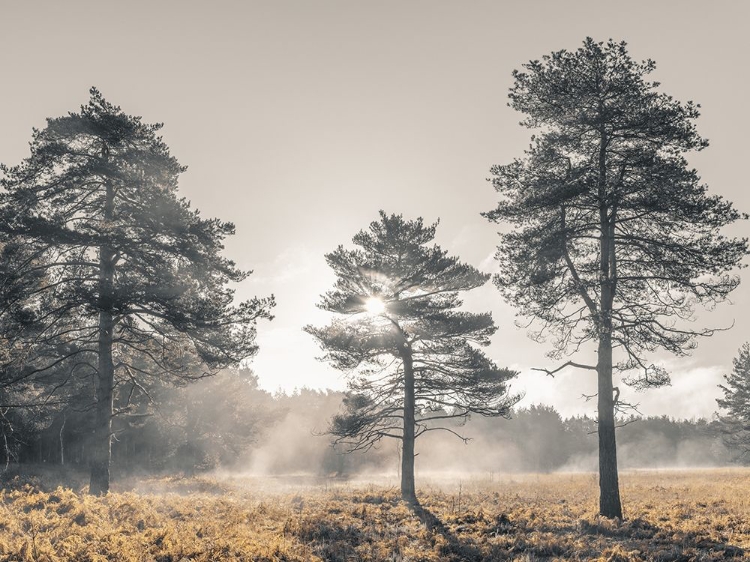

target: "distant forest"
[1,369,738,477]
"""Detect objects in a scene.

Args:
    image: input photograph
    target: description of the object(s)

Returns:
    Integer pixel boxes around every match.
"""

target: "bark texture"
[400,346,417,505]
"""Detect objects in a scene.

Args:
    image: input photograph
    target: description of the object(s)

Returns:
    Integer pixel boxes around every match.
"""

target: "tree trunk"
[597,331,622,518]
[596,110,623,519]
[59,414,66,466]
[90,308,114,495]
[90,177,116,496]
[400,347,417,505]
[2,429,10,472]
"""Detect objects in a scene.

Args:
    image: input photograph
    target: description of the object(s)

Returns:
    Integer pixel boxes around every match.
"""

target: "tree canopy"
[306,211,519,503]
[483,38,747,518]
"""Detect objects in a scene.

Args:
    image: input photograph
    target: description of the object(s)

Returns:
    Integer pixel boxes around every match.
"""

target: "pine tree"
[0,88,274,494]
[717,343,750,460]
[484,38,747,517]
[305,211,519,504]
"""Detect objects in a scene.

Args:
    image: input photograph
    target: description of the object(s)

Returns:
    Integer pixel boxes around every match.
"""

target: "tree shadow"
[410,501,487,562]
[576,517,745,559]
[0,463,89,492]
[407,500,746,561]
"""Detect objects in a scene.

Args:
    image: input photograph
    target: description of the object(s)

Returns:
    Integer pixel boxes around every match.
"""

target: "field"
[0,468,748,561]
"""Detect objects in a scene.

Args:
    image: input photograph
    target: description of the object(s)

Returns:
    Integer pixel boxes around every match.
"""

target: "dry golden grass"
[0,468,747,561]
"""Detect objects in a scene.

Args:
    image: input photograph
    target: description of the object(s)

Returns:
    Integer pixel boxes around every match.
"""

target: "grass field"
[0,467,748,561]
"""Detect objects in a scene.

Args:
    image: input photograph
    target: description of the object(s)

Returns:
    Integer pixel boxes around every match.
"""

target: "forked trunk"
[400,348,417,505]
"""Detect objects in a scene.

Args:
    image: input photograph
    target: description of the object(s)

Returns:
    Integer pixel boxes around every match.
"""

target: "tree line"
[1,38,748,519]
[0,376,737,478]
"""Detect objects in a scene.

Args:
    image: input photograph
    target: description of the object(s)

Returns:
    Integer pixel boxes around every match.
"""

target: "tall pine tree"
[484,39,747,517]
[0,88,274,494]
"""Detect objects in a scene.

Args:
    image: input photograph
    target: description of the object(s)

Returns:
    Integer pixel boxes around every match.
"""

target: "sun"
[364,296,386,315]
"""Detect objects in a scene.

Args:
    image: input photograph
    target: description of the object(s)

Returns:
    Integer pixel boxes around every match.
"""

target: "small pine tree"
[717,344,750,461]
[305,211,519,504]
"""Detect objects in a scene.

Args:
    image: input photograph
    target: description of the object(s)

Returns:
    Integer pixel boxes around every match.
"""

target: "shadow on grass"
[583,517,744,559]
[410,502,488,562]
[0,463,89,492]
[410,500,745,562]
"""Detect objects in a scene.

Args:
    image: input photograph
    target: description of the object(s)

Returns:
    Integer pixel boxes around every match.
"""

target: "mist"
[2,367,737,487]
[184,376,738,479]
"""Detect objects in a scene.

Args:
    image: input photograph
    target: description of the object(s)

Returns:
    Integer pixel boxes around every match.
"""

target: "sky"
[1,0,748,419]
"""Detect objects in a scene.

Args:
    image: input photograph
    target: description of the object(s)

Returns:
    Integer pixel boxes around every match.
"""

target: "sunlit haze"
[365,297,386,316]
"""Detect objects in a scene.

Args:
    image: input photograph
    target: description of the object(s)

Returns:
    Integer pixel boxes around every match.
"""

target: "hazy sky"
[1,1,748,419]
